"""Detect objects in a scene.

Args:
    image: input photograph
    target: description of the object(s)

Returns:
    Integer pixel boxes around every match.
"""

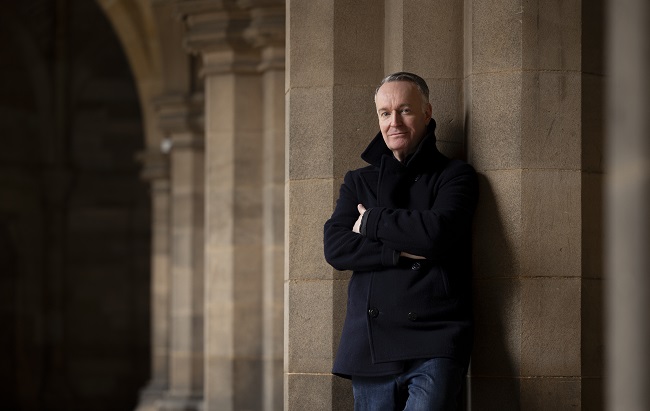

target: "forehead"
[375,81,422,107]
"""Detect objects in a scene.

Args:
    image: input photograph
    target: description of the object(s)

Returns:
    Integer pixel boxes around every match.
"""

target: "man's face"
[375,81,432,162]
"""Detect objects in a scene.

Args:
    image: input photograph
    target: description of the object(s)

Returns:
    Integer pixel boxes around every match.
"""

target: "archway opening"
[0,1,150,410]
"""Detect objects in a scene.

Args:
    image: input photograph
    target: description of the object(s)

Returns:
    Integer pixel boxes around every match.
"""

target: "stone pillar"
[606,0,650,410]
[383,0,464,158]
[285,2,383,410]
[240,2,286,410]
[467,0,604,408]
[177,3,265,410]
[157,94,205,411]
[136,148,171,411]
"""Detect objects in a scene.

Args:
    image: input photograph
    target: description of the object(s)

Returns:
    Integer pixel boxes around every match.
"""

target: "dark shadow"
[449,115,520,410]
[466,174,521,411]
[580,0,605,408]
[0,1,150,410]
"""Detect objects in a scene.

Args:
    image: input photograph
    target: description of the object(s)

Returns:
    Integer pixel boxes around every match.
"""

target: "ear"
[425,102,432,118]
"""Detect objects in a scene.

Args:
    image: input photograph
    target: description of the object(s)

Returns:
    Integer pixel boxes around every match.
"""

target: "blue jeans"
[351,358,466,411]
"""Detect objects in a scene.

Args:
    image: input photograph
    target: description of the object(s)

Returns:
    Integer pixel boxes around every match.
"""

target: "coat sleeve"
[363,162,478,261]
[323,171,399,271]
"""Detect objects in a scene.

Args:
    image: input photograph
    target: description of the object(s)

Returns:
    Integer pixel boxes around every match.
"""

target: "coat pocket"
[430,266,452,299]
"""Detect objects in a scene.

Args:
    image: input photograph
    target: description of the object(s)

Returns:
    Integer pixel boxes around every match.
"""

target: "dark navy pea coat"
[323,119,478,378]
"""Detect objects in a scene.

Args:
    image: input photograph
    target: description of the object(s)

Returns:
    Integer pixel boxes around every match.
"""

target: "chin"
[388,142,411,152]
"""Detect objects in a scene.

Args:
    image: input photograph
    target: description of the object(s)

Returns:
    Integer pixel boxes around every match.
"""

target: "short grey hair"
[374,72,430,106]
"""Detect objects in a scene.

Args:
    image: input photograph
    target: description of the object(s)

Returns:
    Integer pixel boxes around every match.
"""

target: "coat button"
[368,307,379,318]
[411,262,421,270]
[408,312,418,321]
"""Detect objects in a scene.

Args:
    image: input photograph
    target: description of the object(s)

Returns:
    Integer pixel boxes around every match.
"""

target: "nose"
[390,112,403,126]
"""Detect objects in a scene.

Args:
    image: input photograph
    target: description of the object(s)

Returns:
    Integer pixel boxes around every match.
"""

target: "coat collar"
[360,118,442,171]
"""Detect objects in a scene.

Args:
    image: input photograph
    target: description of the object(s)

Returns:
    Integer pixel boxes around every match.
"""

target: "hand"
[352,204,366,233]
[400,251,426,260]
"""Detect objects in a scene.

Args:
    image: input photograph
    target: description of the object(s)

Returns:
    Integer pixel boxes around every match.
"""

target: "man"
[323,72,478,410]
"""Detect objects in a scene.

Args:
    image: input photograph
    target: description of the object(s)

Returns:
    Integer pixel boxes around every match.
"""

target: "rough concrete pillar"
[467,0,604,408]
[606,0,650,410]
[157,95,205,411]
[239,2,286,410]
[136,149,171,411]
[285,1,383,410]
[178,3,265,410]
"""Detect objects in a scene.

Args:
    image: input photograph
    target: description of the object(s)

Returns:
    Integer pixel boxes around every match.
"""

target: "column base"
[157,393,203,411]
[135,378,168,411]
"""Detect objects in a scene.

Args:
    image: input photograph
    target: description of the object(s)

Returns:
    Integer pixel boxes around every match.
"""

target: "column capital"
[137,148,170,184]
[241,2,284,47]
[154,92,204,135]
[176,1,259,75]
[242,2,285,71]
[153,92,205,150]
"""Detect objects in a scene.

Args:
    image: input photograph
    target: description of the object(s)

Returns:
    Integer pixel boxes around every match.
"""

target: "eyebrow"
[377,103,412,113]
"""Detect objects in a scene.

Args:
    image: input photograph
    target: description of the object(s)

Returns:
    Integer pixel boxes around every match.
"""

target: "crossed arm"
[352,204,425,260]
[323,164,478,272]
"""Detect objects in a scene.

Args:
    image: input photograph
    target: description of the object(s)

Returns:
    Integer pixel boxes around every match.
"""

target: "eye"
[400,108,411,114]
[379,112,390,118]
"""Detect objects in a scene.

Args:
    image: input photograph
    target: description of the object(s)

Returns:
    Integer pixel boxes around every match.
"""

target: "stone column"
[240,2,286,410]
[606,0,650,410]
[178,3,265,410]
[383,0,464,158]
[136,148,171,411]
[156,94,205,411]
[285,2,383,410]
[466,0,604,408]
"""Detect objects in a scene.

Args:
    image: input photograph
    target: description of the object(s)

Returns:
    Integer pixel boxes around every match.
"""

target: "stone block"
[288,0,334,88]
[287,87,334,180]
[333,1,383,85]
[471,278,522,376]
[470,0,522,74]
[520,377,581,410]
[521,169,581,278]
[383,0,404,74]
[288,179,340,281]
[286,280,339,373]
[403,0,463,77]
[333,85,379,176]
[472,170,522,279]
[522,0,581,72]
[428,78,464,147]
[233,358,264,410]
[232,131,264,172]
[332,276,350,357]
[467,72,522,171]
[521,71,581,169]
[204,356,233,409]
[521,277,581,376]
[169,351,200,390]
[285,373,353,411]
[468,376,521,411]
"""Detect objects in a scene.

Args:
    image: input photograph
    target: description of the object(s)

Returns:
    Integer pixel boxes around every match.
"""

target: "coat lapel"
[358,169,379,205]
